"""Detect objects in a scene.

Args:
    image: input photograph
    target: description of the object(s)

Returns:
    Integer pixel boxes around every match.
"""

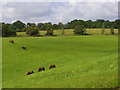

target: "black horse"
[22,47,27,50]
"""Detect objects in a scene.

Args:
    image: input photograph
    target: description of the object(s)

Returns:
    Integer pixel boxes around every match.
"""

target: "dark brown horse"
[49,64,56,69]
[38,67,45,72]
[27,70,34,75]
[9,40,14,43]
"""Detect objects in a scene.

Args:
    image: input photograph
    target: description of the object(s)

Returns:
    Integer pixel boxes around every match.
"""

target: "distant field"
[2,35,118,88]
[17,29,118,37]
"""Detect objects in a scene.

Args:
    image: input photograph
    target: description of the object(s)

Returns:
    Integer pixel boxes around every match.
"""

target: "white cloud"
[2,0,119,2]
[1,2,118,24]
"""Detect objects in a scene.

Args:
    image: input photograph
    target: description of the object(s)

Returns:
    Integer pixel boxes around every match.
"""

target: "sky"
[1,0,119,24]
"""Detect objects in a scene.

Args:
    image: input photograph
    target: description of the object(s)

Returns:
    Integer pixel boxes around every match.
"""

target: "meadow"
[17,28,118,36]
[2,34,118,88]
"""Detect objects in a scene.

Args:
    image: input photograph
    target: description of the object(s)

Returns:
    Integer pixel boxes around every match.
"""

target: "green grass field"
[17,29,118,37]
[2,35,118,88]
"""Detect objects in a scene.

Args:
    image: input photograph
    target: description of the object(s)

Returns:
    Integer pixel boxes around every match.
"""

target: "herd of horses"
[27,65,56,75]
[9,40,56,75]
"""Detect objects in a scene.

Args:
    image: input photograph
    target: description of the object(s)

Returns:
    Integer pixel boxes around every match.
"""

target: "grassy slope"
[2,35,118,88]
[0,38,2,89]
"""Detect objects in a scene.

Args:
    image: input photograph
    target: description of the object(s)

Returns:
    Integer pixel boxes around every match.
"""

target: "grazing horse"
[22,47,26,50]
[49,64,56,69]
[27,70,34,75]
[38,67,45,72]
[9,40,14,43]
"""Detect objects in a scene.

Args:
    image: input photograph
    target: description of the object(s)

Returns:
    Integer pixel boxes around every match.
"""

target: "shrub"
[16,28,21,32]
[61,28,65,35]
[46,24,54,36]
[73,25,85,35]
[26,27,39,36]
[101,23,105,34]
[46,29,54,36]
[110,26,114,35]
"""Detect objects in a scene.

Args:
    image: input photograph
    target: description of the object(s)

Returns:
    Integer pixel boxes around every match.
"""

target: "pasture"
[2,35,118,88]
[17,29,118,37]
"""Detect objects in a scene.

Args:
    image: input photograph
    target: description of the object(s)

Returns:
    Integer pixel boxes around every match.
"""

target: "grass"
[0,38,2,89]
[17,29,118,37]
[2,35,118,88]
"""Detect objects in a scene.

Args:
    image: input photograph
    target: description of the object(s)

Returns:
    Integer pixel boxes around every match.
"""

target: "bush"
[73,25,86,35]
[46,24,54,36]
[110,26,114,35]
[101,23,105,34]
[16,27,27,32]
[46,29,54,36]
[16,28,21,32]
[26,27,39,36]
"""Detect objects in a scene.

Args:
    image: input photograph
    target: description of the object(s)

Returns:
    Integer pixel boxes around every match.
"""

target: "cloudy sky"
[1,0,119,24]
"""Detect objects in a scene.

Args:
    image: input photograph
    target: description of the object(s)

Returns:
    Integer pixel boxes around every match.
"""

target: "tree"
[27,22,36,27]
[46,24,54,36]
[110,26,114,35]
[86,20,93,28]
[13,20,25,30]
[113,19,120,29]
[96,19,105,23]
[16,28,21,32]
[61,28,65,35]
[67,19,86,29]
[95,19,104,28]
[101,23,105,34]
[73,25,85,35]
[37,23,44,30]
[53,24,58,30]
[21,27,27,32]
[40,25,47,31]
[104,20,112,28]
[2,23,17,37]
[58,22,63,29]
[26,27,39,36]
[2,23,9,37]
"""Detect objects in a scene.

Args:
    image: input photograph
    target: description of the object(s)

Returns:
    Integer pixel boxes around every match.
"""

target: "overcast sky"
[1,1,119,24]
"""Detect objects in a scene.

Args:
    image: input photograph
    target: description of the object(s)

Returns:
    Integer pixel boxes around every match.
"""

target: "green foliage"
[46,24,54,36]
[16,27,27,32]
[21,27,27,32]
[58,22,64,29]
[53,24,58,30]
[16,28,21,32]
[110,26,114,35]
[61,28,65,35]
[27,23,36,27]
[26,27,39,36]
[13,20,25,30]
[104,20,113,28]
[41,25,47,31]
[86,20,93,28]
[95,21,103,28]
[65,19,86,29]
[2,24,17,37]
[37,23,46,31]
[113,19,120,29]
[101,23,105,34]
[73,25,85,35]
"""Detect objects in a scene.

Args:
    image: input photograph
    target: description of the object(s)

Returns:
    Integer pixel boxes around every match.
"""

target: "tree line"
[1,19,120,37]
